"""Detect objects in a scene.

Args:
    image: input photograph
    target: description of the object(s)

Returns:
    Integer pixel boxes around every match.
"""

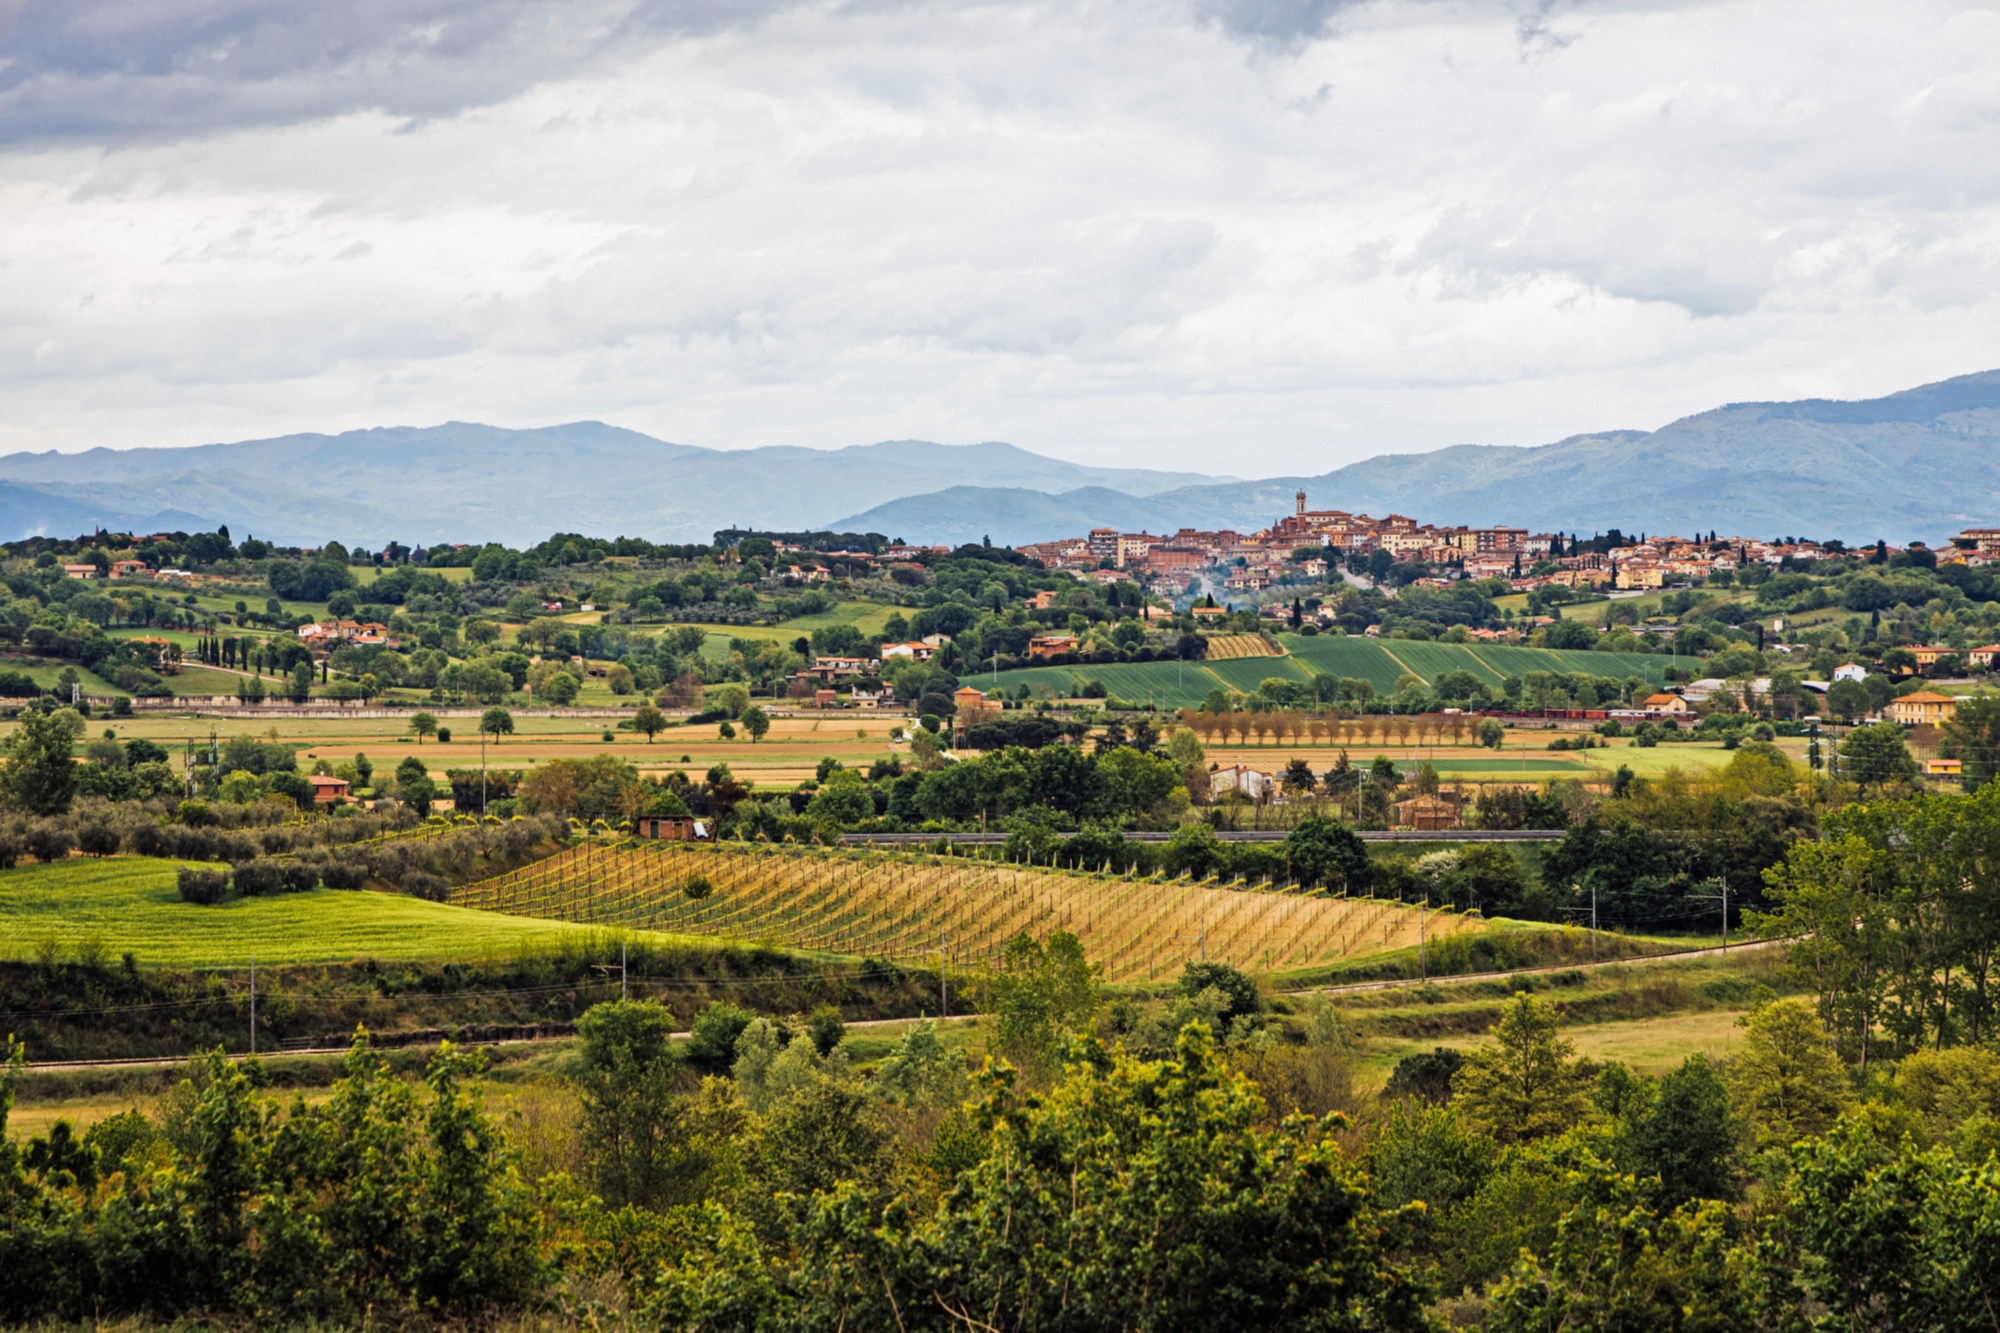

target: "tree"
[1841,722,1917,789]
[649,1027,1442,1332]
[289,659,314,703]
[411,711,438,744]
[1,708,79,815]
[633,705,666,743]
[1729,998,1850,1149]
[1945,695,2000,792]
[573,1000,741,1210]
[1452,993,1591,1144]
[1618,1054,1737,1210]
[1545,619,1596,649]
[740,704,770,743]
[988,929,1101,1071]
[1285,815,1372,891]
[1477,718,1507,749]
[478,707,514,745]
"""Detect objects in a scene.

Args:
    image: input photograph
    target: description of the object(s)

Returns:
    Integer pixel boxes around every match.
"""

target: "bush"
[231,859,285,896]
[279,860,321,893]
[76,820,121,856]
[1180,960,1263,1023]
[402,871,449,902]
[319,858,370,890]
[1383,1047,1464,1103]
[25,821,74,864]
[176,867,229,905]
[687,1001,755,1072]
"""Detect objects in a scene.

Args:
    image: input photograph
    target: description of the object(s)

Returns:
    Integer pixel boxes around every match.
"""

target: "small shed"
[635,814,700,840]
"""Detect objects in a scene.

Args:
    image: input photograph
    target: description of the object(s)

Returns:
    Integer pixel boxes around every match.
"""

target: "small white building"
[1833,662,1869,683]
[1210,764,1275,802]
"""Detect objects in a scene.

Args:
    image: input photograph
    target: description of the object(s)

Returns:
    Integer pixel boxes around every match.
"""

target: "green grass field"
[685,600,904,656]
[986,634,1682,707]
[0,858,709,968]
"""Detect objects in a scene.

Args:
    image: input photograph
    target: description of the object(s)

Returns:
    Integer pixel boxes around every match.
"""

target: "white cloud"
[1,0,1999,476]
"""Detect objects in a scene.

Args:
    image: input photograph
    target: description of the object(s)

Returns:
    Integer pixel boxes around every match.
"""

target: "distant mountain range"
[5,369,1999,547]
[0,427,1226,547]
[833,369,2000,545]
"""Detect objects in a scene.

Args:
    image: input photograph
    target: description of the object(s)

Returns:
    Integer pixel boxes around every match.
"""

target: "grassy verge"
[1323,949,1796,1088]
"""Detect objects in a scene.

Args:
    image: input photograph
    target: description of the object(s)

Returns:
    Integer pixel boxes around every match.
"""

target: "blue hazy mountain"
[8,369,1999,546]
[0,425,1227,546]
[834,370,2000,545]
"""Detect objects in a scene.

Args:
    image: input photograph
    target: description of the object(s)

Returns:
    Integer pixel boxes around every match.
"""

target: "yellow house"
[1642,693,1691,714]
[1887,691,1958,727]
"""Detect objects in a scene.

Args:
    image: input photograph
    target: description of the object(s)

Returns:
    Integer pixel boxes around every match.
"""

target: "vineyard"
[1202,633,1282,660]
[449,841,1480,982]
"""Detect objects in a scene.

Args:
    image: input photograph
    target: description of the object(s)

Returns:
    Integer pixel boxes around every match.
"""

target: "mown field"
[0,857,709,968]
[988,634,1681,706]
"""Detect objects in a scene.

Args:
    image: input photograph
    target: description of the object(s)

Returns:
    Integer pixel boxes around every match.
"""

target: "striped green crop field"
[988,635,1680,707]
[0,858,702,969]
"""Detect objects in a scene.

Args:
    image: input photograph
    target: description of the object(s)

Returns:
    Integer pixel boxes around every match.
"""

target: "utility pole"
[481,727,488,815]
[1419,893,1427,981]
[941,932,949,1019]
[621,942,628,1002]
[1695,877,1730,948]
[249,959,257,1055]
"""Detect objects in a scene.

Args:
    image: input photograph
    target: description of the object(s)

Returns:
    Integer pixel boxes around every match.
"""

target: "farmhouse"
[306,775,350,805]
[879,641,936,661]
[1028,634,1078,659]
[1641,693,1692,714]
[1210,765,1274,802]
[1888,691,1959,726]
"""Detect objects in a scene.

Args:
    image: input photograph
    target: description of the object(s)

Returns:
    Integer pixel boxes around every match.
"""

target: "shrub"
[1383,1047,1465,1103]
[177,867,229,905]
[75,820,121,856]
[279,860,321,894]
[231,859,285,896]
[683,874,714,900]
[402,871,449,902]
[687,1001,755,1072]
[25,821,74,864]
[320,858,370,890]
[1179,960,1263,1023]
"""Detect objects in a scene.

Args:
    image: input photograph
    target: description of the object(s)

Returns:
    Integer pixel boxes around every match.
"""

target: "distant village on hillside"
[995,492,2000,603]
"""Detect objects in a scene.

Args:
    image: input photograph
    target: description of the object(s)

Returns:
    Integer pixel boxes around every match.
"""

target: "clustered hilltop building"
[1014,492,1980,602]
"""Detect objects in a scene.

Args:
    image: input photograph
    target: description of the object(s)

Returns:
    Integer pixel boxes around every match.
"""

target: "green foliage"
[650,1025,1440,1331]
[1453,993,1592,1145]
[688,1001,756,1073]
[1284,815,1373,891]
[987,929,1101,1071]
[1728,998,1851,1150]
[0,1037,539,1323]
[1,709,78,815]
[1179,959,1263,1023]
[1841,722,1918,788]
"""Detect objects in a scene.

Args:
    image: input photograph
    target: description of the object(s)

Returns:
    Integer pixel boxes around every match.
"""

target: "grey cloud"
[1192,0,1363,45]
[0,0,800,144]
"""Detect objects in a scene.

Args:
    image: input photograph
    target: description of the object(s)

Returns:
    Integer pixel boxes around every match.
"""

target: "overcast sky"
[2,0,1998,475]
